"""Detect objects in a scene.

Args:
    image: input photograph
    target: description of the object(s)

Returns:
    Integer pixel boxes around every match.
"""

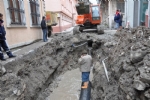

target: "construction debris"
[1,26,150,100]
[92,27,150,100]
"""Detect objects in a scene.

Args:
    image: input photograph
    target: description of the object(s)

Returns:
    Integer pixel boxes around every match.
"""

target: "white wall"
[108,1,117,29]
[125,0,134,27]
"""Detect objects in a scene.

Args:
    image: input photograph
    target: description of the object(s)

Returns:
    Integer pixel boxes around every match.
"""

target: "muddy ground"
[92,27,150,100]
[0,27,150,100]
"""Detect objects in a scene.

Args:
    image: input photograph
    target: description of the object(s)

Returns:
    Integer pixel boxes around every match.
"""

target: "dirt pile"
[0,32,94,100]
[92,27,150,100]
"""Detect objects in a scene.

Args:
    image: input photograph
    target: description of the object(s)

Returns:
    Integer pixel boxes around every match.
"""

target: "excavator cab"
[91,6,100,21]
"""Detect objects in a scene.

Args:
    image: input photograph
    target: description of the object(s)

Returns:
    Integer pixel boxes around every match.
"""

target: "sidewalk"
[0,26,75,64]
[0,38,52,65]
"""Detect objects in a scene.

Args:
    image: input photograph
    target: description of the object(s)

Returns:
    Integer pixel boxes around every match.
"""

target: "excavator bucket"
[76,3,90,15]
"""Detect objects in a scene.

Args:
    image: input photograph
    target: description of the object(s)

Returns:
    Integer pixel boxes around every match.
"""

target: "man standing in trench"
[78,50,92,88]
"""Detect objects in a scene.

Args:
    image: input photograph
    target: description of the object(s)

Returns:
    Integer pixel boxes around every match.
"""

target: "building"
[125,0,148,28]
[45,0,77,33]
[0,0,45,48]
[148,1,150,27]
[96,0,125,29]
[98,0,150,28]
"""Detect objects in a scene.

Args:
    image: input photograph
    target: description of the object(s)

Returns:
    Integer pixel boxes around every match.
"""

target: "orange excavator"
[73,0,103,34]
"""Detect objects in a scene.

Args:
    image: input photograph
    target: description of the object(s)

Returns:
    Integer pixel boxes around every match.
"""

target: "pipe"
[79,81,91,100]
[88,47,92,55]
[72,42,87,48]
[102,57,109,82]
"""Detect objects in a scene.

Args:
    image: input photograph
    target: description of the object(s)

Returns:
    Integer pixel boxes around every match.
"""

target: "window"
[7,0,25,24]
[29,0,40,25]
[92,6,100,20]
[117,1,125,13]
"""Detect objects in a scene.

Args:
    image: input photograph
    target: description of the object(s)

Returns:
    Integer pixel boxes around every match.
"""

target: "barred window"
[7,0,25,25]
[29,0,40,25]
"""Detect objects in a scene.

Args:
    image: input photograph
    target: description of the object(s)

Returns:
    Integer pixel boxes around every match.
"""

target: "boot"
[6,51,16,58]
[81,82,88,89]
[0,53,6,61]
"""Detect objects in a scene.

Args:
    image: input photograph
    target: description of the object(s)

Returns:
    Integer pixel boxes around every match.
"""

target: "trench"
[0,30,123,100]
[0,32,99,100]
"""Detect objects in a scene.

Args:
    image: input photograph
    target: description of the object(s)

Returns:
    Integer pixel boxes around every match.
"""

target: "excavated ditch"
[1,27,149,100]
[0,31,114,100]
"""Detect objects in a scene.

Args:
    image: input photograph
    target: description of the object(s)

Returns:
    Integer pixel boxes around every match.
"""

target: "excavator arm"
[76,0,90,15]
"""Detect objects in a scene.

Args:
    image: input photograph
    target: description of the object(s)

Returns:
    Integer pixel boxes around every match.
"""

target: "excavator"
[73,0,103,34]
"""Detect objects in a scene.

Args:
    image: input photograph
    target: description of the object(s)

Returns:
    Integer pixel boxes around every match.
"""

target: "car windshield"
[92,6,100,17]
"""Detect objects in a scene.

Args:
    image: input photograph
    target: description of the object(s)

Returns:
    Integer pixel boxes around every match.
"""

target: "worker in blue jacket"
[0,13,16,61]
[114,10,121,30]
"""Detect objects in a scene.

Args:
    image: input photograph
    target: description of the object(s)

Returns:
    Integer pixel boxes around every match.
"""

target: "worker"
[114,10,121,30]
[118,9,123,30]
[78,50,92,88]
[41,16,48,42]
[0,13,16,61]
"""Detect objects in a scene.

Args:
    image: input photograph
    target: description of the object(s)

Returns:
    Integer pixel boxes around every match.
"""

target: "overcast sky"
[90,0,97,4]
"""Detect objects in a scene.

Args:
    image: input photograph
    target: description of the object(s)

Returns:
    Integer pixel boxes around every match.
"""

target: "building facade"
[148,1,150,27]
[98,0,150,28]
[97,0,125,29]
[45,0,77,33]
[0,0,45,48]
[125,0,149,27]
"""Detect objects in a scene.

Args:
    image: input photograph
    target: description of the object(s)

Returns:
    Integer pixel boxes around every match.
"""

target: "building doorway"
[140,0,148,26]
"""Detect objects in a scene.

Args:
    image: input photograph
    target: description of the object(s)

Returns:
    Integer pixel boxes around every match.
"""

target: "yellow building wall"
[0,0,45,48]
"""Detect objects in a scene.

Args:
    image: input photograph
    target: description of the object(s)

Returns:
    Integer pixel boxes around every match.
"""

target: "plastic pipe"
[79,81,91,100]
[102,57,109,82]
[72,42,87,48]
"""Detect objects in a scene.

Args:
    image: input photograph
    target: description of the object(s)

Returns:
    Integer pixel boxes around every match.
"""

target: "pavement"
[0,27,75,65]
[0,38,52,65]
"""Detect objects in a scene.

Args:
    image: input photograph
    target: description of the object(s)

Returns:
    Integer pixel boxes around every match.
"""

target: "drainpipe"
[58,13,61,32]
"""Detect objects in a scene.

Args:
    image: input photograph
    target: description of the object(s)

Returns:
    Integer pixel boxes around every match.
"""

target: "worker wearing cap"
[78,50,92,88]
[0,13,16,61]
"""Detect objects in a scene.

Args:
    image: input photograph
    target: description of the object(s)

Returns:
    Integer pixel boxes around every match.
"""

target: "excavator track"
[97,25,104,34]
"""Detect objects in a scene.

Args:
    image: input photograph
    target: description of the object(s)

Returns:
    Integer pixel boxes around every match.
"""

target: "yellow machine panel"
[46,11,58,26]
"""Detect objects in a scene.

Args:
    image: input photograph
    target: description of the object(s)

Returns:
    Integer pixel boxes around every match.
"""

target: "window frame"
[7,0,25,25]
[29,0,40,26]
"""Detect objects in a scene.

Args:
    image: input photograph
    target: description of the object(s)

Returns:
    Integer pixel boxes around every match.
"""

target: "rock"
[104,42,116,48]
[71,37,79,43]
[126,95,131,100]
[0,64,6,77]
[130,50,147,63]
[92,43,99,49]
[138,67,150,83]
[144,89,150,98]
[133,80,146,90]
